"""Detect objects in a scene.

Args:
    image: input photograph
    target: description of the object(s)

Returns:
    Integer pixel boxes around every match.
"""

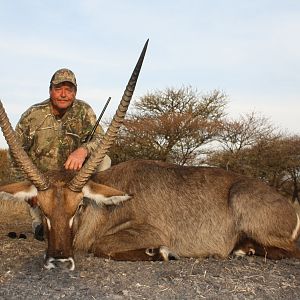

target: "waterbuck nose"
[44,257,76,271]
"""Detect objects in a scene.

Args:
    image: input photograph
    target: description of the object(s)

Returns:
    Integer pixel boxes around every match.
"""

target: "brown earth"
[0,199,300,299]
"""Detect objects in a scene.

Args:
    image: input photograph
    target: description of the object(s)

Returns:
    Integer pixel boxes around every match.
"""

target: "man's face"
[50,82,76,114]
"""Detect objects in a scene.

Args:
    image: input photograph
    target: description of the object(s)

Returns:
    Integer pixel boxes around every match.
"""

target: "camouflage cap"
[50,68,77,87]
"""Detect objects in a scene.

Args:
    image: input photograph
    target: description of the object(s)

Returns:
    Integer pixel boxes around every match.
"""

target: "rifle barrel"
[85,96,111,143]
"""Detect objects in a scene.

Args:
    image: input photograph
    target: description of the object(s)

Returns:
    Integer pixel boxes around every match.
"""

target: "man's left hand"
[64,147,88,171]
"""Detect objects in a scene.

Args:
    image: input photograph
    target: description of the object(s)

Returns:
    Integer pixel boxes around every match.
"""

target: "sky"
[0,0,299,148]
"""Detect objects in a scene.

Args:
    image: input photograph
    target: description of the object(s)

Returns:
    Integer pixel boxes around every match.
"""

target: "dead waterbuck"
[1,40,300,270]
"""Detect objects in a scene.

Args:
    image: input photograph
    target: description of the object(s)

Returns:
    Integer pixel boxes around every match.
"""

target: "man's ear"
[82,181,132,206]
[0,181,37,201]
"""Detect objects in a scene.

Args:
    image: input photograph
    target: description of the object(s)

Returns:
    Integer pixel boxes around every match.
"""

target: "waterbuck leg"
[251,242,300,259]
[95,246,179,261]
[234,238,300,259]
[91,224,178,261]
[230,180,300,259]
[233,238,256,257]
[256,245,300,259]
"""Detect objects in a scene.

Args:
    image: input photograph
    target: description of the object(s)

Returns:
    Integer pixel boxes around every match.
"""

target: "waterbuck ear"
[0,181,37,201]
[82,181,132,206]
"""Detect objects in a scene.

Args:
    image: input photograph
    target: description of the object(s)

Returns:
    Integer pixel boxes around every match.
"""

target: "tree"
[217,112,277,154]
[208,135,300,202]
[109,86,227,165]
[0,149,15,184]
[269,136,300,202]
[208,112,279,170]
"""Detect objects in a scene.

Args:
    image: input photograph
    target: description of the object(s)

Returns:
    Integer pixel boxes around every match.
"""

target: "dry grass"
[0,198,30,227]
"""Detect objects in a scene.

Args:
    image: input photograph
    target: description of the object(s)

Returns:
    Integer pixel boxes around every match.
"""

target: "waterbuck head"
[0,40,148,270]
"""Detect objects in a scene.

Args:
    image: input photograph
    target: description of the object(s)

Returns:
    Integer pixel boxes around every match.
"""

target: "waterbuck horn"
[68,39,149,192]
[0,101,50,190]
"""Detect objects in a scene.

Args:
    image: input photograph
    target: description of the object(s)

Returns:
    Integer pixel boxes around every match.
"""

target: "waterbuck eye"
[77,201,87,214]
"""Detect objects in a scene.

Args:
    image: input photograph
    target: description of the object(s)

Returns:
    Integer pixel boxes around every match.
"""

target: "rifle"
[82,96,111,143]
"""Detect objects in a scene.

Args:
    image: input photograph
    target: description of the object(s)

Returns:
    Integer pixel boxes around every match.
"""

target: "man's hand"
[64,147,88,171]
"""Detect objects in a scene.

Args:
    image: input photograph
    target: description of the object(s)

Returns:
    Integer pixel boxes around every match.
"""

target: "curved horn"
[0,101,50,190]
[68,39,149,192]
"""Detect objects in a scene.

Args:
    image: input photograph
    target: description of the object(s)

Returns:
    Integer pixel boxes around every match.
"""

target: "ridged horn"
[68,39,149,192]
[0,101,50,190]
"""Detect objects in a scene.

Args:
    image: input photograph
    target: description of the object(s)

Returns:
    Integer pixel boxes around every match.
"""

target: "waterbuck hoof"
[7,232,17,239]
[34,224,45,241]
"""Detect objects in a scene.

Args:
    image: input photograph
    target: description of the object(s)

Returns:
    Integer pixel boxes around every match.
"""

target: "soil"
[0,200,300,300]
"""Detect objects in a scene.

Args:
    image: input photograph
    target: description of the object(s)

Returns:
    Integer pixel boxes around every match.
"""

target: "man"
[14,68,111,240]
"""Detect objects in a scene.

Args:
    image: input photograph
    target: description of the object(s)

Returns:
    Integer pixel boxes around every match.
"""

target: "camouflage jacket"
[15,98,104,172]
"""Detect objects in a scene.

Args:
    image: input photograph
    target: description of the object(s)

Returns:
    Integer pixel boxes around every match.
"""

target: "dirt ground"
[0,199,300,300]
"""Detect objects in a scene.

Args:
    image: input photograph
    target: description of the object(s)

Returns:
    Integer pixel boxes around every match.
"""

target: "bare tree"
[109,86,227,165]
[217,112,277,153]
[209,112,279,170]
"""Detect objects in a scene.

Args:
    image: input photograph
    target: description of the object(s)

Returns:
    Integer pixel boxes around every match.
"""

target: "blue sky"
[0,1,299,148]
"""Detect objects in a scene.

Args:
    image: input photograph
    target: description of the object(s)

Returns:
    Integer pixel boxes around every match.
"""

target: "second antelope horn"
[68,39,149,192]
[0,101,50,190]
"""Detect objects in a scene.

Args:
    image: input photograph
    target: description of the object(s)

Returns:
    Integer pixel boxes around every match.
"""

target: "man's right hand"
[64,147,88,171]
